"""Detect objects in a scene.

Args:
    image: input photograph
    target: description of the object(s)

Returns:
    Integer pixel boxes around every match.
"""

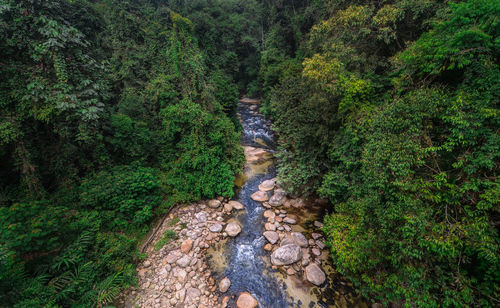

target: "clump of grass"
[154,229,178,251]
[168,217,180,226]
[180,222,187,230]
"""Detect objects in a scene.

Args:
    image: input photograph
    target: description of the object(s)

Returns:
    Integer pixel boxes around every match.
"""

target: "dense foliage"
[0,0,243,306]
[260,0,499,306]
[1,0,498,307]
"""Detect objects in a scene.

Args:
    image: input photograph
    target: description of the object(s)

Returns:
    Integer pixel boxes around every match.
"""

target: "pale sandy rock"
[251,190,268,202]
[271,244,302,265]
[305,263,326,286]
[229,200,245,210]
[219,277,231,293]
[225,222,242,237]
[263,231,279,244]
[208,200,221,208]
[258,179,275,191]
[236,292,258,308]
[180,239,193,254]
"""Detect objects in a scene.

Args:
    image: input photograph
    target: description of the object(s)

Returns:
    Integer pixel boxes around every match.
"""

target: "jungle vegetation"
[0,0,498,307]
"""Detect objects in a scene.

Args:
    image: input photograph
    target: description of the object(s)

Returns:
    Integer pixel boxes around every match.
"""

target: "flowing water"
[207,98,367,308]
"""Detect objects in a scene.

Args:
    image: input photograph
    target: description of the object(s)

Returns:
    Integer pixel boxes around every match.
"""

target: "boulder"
[195,211,208,222]
[258,179,275,191]
[176,255,191,268]
[264,223,276,231]
[236,292,258,308]
[225,222,242,237]
[180,239,193,254]
[209,223,223,233]
[283,217,296,224]
[251,191,268,202]
[271,244,302,265]
[280,236,296,247]
[263,210,275,219]
[263,231,279,244]
[208,199,221,208]
[224,203,233,212]
[229,200,245,210]
[268,189,286,207]
[219,277,231,293]
[305,263,326,286]
[291,232,308,248]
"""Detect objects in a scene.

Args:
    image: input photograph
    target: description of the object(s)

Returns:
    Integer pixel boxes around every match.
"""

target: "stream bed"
[207,98,368,308]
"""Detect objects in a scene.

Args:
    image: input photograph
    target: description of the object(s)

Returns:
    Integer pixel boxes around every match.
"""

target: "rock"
[264,243,273,251]
[305,263,326,286]
[208,199,221,208]
[143,260,151,268]
[176,289,186,302]
[173,268,187,282]
[271,244,302,265]
[219,296,230,307]
[195,211,208,222]
[166,251,181,264]
[312,232,322,240]
[264,223,276,231]
[219,277,231,293]
[224,203,233,212]
[251,190,268,202]
[176,255,191,268]
[291,232,308,248]
[316,240,326,250]
[209,223,223,233]
[225,222,242,237]
[229,200,245,210]
[314,221,324,228]
[283,217,296,224]
[283,224,291,232]
[236,292,258,308]
[186,287,201,300]
[263,231,279,244]
[180,239,193,254]
[280,236,296,247]
[263,210,275,219]
[312,248,321,256]
[286,268,296,275]
[268,189,286,207]
[258,179,275,191]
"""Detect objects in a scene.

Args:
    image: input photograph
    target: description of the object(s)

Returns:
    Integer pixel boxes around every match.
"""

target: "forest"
[0,0,498,307]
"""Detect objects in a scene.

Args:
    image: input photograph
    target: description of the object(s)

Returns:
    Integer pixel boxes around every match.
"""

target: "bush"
[79,165,162,230]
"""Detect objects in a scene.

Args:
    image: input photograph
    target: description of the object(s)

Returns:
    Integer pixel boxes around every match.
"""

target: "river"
[207,98,368,308]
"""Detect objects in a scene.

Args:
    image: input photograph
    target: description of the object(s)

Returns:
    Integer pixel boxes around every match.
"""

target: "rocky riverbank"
[117,198,246,308]
[251,178,329,287]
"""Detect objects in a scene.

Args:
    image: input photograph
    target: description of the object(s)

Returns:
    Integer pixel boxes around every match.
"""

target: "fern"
[95,272,124,307]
